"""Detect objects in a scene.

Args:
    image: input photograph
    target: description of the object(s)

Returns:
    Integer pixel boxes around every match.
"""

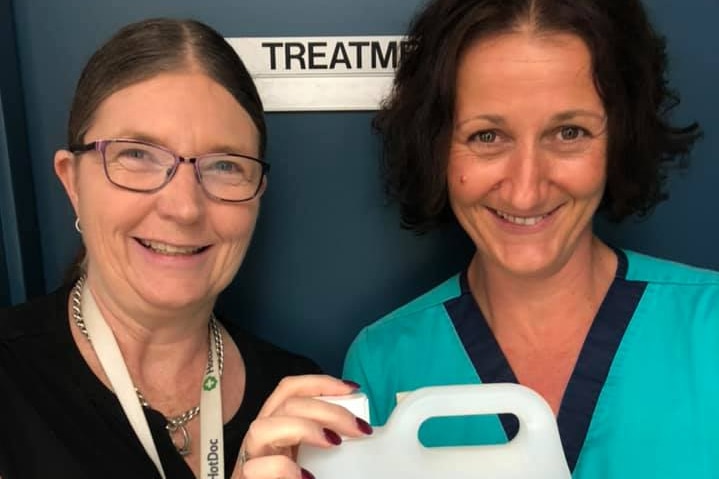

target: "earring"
[74,218,82,233]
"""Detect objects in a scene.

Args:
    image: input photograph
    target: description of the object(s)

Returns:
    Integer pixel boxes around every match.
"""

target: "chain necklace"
[70,275,224,456]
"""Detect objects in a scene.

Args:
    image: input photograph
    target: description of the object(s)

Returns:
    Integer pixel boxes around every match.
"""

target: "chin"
[133,278,210,310]
[141,291,197,311]
[492,247,566,278]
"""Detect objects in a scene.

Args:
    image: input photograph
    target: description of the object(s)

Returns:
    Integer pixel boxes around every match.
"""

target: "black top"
[0,286,321,478]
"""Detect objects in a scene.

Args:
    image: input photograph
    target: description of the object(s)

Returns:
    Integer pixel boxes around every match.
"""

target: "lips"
[136,238,210,256]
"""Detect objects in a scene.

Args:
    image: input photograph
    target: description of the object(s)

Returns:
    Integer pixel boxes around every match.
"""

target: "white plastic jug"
[298,383,571,478]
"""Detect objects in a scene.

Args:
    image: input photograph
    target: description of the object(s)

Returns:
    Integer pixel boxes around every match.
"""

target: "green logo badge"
[203,376,218,391]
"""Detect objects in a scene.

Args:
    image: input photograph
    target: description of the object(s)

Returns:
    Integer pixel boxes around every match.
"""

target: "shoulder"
[346,272,462,366]
[344,273,466,423]
[624,249,719,286]
[222,321,322,377]
[358,273,462,341]
[222,323,322,422]
[622,249,719,324]
[0,287,68,342]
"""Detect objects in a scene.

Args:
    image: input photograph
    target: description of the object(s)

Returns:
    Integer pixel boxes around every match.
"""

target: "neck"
[83,273,213,395]
[468,235,616,343]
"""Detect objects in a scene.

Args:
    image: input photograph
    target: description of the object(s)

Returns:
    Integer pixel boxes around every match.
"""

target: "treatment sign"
[226,36,406,111]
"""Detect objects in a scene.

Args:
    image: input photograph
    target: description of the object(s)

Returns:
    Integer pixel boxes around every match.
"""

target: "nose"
[155,161,205,224]
[499,140,548,211]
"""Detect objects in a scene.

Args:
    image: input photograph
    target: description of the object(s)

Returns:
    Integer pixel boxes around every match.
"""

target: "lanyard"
[81,283,225,479]
[200,325,224,479]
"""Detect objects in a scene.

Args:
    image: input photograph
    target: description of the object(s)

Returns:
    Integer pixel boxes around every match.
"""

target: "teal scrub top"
[344,250,719,478]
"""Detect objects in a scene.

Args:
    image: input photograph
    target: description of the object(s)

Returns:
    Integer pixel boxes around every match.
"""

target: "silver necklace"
[70,275,224,456]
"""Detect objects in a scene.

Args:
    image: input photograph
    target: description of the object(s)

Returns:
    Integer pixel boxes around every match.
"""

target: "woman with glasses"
[0,18,369,479]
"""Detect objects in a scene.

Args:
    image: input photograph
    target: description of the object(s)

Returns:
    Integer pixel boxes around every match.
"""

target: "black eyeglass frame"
[69,138,271,203]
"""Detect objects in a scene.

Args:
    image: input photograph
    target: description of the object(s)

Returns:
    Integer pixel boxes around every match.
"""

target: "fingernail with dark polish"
[301,468,316,479]
[342,379,361,390]
[356,417,373,435]
[323,428,342,445]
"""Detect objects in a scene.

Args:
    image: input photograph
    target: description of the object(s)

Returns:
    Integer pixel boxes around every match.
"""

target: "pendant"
[167,423,191,456]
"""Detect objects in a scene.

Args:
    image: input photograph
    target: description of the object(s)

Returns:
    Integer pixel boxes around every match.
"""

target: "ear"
[54,149,80,216]
[256,175,268,199]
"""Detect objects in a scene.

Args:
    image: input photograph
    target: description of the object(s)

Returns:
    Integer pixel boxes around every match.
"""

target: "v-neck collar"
[445,248,647,471]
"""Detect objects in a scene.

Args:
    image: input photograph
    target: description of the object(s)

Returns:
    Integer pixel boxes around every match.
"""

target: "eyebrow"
[551,110,606,123]
[455,109,606,129]
[111,130,250,155]
[455,115,506,128]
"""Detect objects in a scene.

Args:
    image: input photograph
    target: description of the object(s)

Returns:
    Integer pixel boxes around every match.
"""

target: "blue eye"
[114,147,162,166]
[116,148,163,164]
[201,157,250,178]
[119,149,147,159]
[211,160,241,173]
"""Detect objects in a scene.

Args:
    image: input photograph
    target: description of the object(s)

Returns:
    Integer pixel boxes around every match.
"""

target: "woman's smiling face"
[448,31,607,277]
[56,71,264,311]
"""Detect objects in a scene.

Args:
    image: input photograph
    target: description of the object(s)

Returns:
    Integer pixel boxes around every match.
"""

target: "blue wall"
[2,0,718,374]
[0,0,44,306]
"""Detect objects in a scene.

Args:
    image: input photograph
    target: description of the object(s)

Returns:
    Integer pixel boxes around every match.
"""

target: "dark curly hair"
[375,0,702,233]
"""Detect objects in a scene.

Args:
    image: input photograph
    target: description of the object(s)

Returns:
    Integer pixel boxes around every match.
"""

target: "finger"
[270,396,371,438]
[258,375,359,417]
[235,454,314,479]
[244,415,345,461]
[229,453,303,479]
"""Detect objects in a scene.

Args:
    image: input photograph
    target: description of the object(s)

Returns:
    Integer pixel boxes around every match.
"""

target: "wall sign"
[227,36,406,112]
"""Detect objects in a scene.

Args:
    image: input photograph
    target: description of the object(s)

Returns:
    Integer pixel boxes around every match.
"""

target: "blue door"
[2,0,718,373]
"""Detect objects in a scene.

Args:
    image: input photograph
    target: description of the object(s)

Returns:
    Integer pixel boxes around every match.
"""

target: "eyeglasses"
[69,139,270,202]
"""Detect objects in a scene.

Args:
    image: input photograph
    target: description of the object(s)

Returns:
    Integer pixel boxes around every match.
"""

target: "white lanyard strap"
[81,284,167,478]
[81,284,225,478]
[200,332,224,479]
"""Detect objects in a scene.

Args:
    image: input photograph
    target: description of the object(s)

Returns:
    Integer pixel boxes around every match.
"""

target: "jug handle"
[384,383,568,466]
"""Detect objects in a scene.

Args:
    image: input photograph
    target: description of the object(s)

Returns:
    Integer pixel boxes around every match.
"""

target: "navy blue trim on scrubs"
[445,274,519,441]
[445,249,647,471]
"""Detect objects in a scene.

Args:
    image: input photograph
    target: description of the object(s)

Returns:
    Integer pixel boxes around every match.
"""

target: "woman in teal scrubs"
[341,0,719,477]
[238,0,719,478]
